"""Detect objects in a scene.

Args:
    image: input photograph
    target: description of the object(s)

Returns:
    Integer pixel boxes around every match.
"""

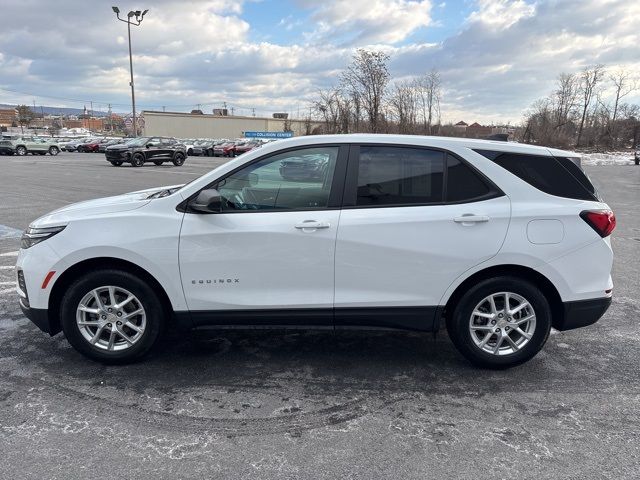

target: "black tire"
[110,161,123,167]
[131,153,145,167]
[187,148,193,156]
[446,276,552,369]
[635,158,639,165]
[153,160,163,166]
[60,269,166,364]
[38,152,46,155]
[16,146,27,156]
[172,153,185,166]
[49,146,59,156]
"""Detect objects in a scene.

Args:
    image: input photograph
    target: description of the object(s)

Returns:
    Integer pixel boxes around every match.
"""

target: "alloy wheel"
[75,286,147,352]
[468,291,536,356]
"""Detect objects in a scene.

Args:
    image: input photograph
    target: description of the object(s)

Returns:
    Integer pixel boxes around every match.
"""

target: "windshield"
[124,137,149,147]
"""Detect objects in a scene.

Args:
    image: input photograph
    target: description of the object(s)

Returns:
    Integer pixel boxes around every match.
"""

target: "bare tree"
[388,80,418,134]
[553,73,578,129]
[415,70,442,134]
[341,49,390,133]
[576,64,605,147]
[608,68,638,148]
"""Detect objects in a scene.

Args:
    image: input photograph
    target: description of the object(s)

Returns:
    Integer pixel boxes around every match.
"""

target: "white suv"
[16,135,615,368]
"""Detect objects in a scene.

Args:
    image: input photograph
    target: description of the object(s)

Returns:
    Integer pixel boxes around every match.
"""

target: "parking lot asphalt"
[0,152,639,479]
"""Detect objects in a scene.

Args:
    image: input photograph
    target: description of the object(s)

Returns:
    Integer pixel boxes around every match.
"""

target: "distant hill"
[0,104,110,117]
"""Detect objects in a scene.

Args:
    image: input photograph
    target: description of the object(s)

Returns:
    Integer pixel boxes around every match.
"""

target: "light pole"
[112,6,148,137]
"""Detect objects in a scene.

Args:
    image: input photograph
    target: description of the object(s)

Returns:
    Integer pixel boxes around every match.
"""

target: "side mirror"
[190,189,222,213]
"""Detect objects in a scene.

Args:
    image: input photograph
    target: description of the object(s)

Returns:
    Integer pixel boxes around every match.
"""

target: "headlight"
[21,225,66,249]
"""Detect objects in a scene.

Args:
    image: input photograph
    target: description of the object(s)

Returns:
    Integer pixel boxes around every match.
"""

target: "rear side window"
[474,150,597,201]
[445,154,492,202]
[355,146,444,206]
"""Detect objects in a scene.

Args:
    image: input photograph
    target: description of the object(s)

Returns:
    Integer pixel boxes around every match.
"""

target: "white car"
[16,134,615,368]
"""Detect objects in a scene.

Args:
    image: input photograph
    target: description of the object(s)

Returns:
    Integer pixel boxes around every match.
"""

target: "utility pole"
[112,6,148,137]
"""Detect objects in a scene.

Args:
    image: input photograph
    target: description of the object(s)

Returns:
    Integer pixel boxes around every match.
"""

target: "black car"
[105,137,187,167]
[279,154,330,181]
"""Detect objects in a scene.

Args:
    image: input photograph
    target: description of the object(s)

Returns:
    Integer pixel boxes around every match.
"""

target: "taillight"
[580,210,616,237]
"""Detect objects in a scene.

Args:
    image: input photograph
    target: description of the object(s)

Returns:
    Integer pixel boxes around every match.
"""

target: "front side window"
[355,146,444,206]
[214,146,338,211]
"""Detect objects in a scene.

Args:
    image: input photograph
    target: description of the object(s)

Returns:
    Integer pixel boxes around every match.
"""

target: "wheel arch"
[441,264,564,331]
[48,257,174,335]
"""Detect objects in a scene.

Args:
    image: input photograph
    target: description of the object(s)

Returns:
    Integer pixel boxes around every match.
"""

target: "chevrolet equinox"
[16,135,615,368]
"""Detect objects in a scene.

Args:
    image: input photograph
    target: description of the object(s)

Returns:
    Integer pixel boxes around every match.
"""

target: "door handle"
[295,220,331,230]
[453,214,490,224]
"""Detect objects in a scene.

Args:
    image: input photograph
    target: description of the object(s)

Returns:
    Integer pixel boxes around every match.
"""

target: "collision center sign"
[244,131,294,139]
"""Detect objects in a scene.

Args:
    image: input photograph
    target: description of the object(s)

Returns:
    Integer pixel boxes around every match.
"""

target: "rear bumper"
[556,297,612,331]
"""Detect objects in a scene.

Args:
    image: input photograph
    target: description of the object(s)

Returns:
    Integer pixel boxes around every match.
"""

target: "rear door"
[334,145,511,330]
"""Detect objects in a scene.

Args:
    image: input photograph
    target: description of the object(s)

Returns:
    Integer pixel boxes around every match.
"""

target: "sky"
[0,0,638,124]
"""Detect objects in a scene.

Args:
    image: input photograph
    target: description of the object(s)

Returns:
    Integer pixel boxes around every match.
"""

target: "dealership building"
[141,110,322,139]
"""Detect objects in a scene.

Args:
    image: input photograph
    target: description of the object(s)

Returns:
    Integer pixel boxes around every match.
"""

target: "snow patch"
[580,152,635,166]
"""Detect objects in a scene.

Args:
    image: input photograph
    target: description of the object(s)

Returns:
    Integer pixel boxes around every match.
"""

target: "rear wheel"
[110,161,123,167]
[172,152,185,166]
[131,153,145,167]
[446,276,551,369]
[60,269,165,364]
[16,146,27,156]
[49,146,60,156]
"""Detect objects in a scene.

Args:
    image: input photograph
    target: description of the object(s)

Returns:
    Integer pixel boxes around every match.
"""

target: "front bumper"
[20,301,58,335]
[105,150,130,161]
[556,297,612,331]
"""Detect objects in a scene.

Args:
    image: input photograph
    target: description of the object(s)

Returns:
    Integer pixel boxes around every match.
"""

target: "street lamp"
[112,6,148,137]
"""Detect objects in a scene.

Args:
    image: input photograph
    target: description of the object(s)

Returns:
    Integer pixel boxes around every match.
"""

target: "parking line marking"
[0,288,15,295]
[0,281,15,286]
[0,225,22,239]
[0,266,14,270]
[0,251,19,257]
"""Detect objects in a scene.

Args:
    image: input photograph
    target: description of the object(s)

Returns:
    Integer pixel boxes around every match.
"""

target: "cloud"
[0,0,638,123]
[299,0,433,45]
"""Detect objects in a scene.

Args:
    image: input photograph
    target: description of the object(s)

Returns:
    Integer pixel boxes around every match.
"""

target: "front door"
[334,145,511,330]
[179,145,347,326]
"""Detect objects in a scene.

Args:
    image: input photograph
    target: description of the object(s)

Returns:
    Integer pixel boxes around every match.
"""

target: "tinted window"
[554,156,599,199]
[215,147,338,211]
[445,155,492,202]
[356,147,444,206]
[474,150,597,201]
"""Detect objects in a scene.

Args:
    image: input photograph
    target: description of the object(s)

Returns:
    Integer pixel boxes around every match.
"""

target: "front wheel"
[16,146,27,156]
[60,269,166,364]
[49,146,60,156]
[110,161,123,167]
[446,276,551,369]
[172,153,185,166]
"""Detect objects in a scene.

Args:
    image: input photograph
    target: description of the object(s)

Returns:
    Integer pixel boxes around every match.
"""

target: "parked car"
[279,153,329,181]
[0,136,61,156]
[98,139,125,153]
[104,136,187,167]
[16,135,615,367]
[213,141,239,157]
[234,141,260,156]
[78,138,110,153]
[62,139,90,152]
